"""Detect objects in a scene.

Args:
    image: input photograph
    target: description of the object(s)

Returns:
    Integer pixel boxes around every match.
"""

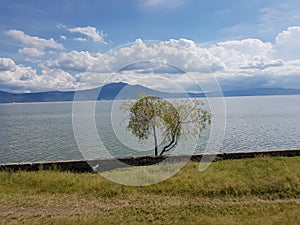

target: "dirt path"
[1,197,299,216]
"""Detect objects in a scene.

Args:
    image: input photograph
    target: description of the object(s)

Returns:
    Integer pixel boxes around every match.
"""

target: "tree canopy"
[122,95,211,156]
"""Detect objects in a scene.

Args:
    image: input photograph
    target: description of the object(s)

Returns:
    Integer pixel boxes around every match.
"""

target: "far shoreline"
[1,93,300,105]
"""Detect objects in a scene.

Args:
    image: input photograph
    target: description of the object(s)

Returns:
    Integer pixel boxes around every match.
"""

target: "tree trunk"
[160,133,176,156]
[160,122,180,156]
[152,124,158,156]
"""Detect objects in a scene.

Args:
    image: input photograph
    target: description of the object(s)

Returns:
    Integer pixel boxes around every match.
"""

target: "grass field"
[1,156,299,225]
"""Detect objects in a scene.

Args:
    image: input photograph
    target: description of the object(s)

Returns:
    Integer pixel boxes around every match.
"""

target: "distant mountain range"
[0,82,300,103]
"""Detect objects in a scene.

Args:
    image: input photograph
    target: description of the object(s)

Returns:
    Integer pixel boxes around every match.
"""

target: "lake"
[0,95,300,164]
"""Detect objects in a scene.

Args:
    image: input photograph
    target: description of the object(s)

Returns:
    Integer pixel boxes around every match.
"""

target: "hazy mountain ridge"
[0,83,300,103]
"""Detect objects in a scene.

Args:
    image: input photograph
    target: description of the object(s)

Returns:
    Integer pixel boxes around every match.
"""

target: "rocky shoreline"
[1,149,299,173]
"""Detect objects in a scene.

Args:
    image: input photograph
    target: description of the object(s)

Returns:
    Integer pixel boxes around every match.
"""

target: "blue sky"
[0,0,300,92]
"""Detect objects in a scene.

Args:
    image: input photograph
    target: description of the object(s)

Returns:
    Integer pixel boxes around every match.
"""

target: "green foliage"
[122,95,211,156]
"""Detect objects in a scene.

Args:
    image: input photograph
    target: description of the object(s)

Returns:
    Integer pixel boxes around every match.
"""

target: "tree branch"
[160,121,181,156]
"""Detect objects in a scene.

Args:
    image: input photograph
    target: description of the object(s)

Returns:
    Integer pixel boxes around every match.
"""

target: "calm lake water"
[0,95,300,164]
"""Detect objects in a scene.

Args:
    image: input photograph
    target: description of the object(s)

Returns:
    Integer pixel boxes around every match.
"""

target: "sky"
[0,0,300,93]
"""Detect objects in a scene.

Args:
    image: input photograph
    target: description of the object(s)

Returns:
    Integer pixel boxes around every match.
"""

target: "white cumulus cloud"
[68,26,107,43]
[0,57,76,92]
[5,30,64,51]
[18,47,45,57]
[0,58,16,72]
[216,38,272,56]
[273,26,300,60]
[73,37,87,42]
[44,50,101,72]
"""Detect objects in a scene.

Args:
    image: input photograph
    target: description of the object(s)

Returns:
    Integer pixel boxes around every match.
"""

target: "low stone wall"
[1,149,299,173]
[0,160,94,173]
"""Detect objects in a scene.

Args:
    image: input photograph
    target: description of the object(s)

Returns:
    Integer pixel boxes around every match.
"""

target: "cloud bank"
[1,26,300,92]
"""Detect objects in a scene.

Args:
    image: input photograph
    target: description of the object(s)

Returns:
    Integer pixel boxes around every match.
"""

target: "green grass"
[0,156,299,224]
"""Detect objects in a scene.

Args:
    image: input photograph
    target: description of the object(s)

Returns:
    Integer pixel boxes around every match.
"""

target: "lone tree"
[123,95,211,156]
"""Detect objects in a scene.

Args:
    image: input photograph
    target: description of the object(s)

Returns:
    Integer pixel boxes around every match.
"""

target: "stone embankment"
[1,149,299,173]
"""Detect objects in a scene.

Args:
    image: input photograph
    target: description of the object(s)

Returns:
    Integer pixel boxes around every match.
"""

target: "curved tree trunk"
[152,124,158,156]
[160,122,181,156]
[160,134,177,156]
